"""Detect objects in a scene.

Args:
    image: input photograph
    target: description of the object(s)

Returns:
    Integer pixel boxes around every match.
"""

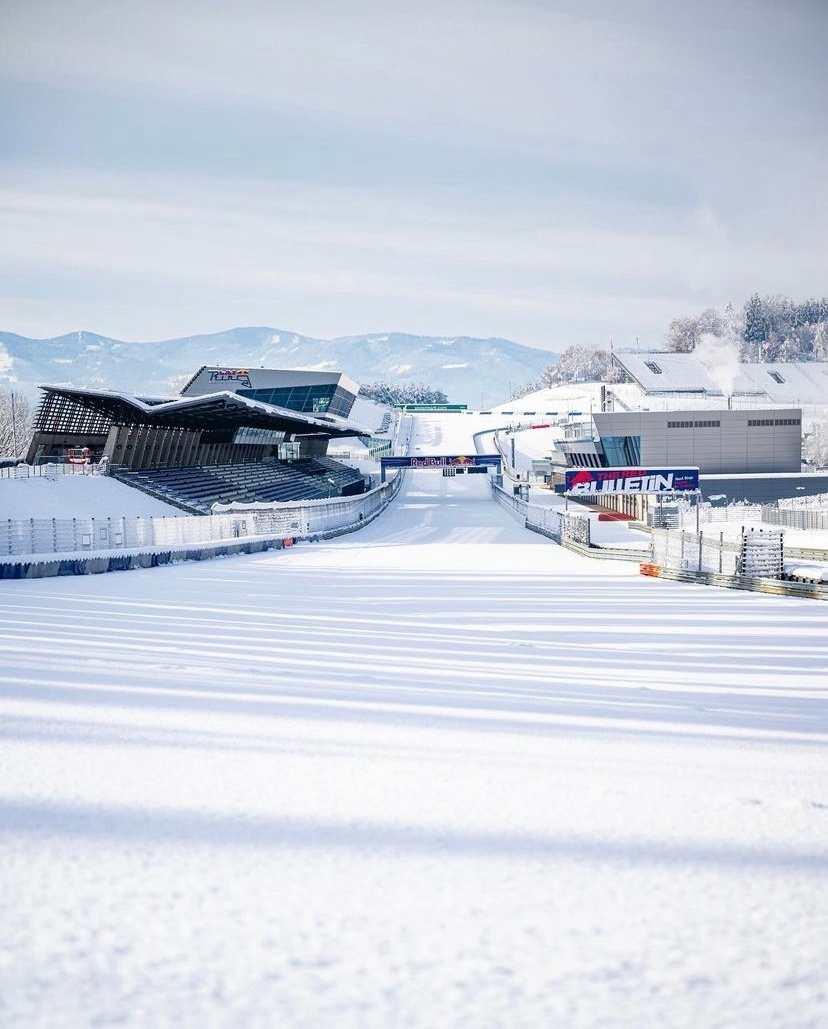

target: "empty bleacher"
[117,458,365,514]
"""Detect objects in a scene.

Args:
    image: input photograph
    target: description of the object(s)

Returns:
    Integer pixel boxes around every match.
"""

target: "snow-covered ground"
[0,473,182,520]
[1,414,827,1029]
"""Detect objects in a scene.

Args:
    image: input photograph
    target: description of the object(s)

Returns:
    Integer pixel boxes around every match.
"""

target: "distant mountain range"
[0,327,557,408]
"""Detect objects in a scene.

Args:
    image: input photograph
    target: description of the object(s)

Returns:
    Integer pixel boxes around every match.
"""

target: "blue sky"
[1,0,826,351]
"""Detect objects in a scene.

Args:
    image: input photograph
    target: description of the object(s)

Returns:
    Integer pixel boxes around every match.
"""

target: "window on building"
[601,435,641,466]
[768,371,785,384]
[693,420,720,428]
[748,419,774,427]
[644,361,662,374]
[667,420,693,428]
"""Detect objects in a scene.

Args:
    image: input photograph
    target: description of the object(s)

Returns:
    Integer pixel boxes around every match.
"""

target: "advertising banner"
[381,455,501,469]
[565,467,699,495]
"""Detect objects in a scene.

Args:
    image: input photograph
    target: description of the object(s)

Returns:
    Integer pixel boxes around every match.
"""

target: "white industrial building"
[489,352,828,510]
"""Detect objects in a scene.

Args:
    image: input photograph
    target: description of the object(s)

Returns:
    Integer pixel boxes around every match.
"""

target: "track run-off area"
[1,414,827,1028]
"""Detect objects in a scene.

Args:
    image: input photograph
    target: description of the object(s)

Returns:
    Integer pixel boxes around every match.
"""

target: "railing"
[491,482,601,552]
[678,500,828,534]
[761,507,828,532]
[0,462,97,480]
[490,482,527,521]
[646,526,827,599]
[651,527,784,577]
[651,528,740,575]
[525,504,562,542]
[0,473,403,559]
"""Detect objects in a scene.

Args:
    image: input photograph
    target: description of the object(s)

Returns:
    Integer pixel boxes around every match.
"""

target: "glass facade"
[600,435,641,466]
[238,384,355,418]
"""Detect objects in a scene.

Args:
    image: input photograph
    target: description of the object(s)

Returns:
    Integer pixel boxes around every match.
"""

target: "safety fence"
[651,529,740,576]
[650,527,784,577]
[490,481,528,521]
[0,472,403,561]
[675,499,828,534]
[0,462,96,480]
[491,482,604,553]
[641,526,828,598]
[760,506,828,532]
[524,505,593,547]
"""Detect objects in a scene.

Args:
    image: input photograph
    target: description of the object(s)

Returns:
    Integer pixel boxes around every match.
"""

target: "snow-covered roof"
[38,384,371,438]
[614,353,828,404]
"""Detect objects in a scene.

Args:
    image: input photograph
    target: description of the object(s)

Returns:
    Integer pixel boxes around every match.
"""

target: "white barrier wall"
[0,475,402,558]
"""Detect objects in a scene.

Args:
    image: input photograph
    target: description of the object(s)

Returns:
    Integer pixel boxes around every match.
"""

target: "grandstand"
[25,366,387,511]
[118,457,365,514]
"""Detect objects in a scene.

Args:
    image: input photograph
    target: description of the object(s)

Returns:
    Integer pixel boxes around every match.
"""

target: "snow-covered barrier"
[0,476,402,560]
[490,481,643,560]
[782,561,828,585]
[650,528,784,577]
[212,473,402,540]
[646,527,828,599]
[0,474,403,577]
[0,538,283,579]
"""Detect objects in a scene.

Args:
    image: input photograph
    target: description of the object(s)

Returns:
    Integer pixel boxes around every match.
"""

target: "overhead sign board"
[382,454,501,469]
[394,404,468,412]
[565,467,699,495]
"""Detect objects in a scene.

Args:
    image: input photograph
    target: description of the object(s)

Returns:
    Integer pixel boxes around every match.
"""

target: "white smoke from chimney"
[694,333,741,399]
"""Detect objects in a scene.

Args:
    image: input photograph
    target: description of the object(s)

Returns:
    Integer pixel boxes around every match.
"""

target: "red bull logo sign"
[379,455,502,480]
[382,455,501,469]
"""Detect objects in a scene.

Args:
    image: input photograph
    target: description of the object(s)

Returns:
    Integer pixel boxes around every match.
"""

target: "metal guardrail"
[490,482,644,561]
[0,538,286,580]
[566,538,645,562]
[786,545,828,561]
[490,482,528,521]
[640,563,828,601]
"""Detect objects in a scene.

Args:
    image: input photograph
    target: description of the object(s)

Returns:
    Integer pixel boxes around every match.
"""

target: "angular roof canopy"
[39,385,370,438]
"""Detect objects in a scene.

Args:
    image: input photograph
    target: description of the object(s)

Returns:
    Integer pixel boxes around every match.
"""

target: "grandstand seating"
[116,458,365,514]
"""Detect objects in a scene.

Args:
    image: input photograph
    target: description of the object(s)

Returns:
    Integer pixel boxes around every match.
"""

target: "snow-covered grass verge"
[0,473,183,520]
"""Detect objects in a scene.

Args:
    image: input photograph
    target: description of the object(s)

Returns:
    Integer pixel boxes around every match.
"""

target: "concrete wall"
[592,409,802,474]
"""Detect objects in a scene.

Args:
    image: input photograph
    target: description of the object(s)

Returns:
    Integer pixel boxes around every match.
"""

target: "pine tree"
[743,293,769,358]
[0,390,34,458]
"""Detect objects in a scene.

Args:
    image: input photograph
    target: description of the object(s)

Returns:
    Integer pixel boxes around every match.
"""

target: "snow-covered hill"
[0,328,557,408]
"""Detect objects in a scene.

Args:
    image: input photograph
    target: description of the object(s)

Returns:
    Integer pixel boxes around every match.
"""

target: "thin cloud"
[0,0,825,343]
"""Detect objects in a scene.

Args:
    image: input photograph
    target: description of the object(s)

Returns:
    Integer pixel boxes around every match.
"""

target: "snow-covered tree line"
[359,382,449,406]
[804,421,828,469]
[0,389,34,458]
[512,346,621,395]
[516,293,827,392]
[666,295,828,362]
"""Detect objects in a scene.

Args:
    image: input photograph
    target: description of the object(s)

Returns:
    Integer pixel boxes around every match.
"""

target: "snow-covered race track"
[1,470,826,1028]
